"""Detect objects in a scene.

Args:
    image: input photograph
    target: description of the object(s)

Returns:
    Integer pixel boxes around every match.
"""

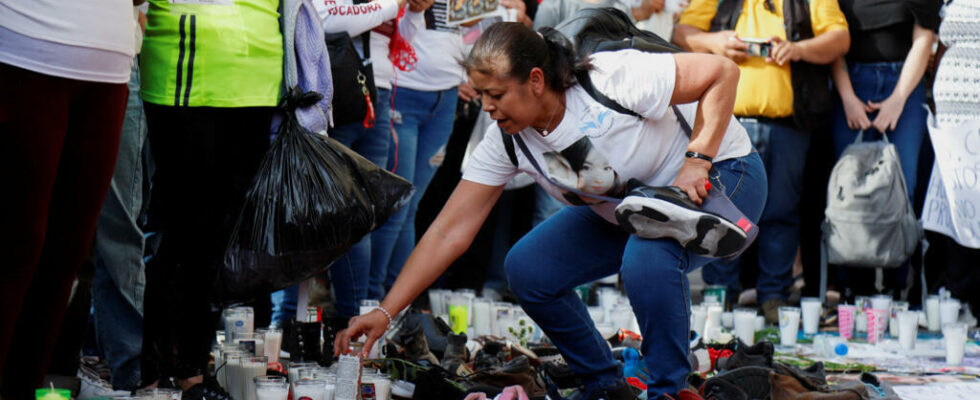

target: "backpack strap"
[505,126,622,203]
[502,128,519,167]
[575,70,641,119]
[575,69,693,138]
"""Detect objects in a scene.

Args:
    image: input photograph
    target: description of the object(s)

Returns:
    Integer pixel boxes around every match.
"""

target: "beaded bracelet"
[376,306,394,327]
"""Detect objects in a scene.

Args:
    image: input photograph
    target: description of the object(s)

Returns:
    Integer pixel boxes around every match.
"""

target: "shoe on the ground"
[399,323,440,366]
[702,366,771,400]
[615,185,747,258]
[77,371,131,399]
[773,361,827,390]
[761,298,787,325]
[182,378,233,400]
[550,380,642,400]
[716,339,773,371]
[441,332,470,376]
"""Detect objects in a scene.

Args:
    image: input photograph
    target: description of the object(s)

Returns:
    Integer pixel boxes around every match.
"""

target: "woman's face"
[469,68,542,135]
[577,149,616,194]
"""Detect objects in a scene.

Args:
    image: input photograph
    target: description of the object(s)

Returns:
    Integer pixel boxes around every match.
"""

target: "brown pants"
[0,62,128,399]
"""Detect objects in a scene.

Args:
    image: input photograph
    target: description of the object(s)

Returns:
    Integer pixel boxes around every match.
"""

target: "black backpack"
[709,0,831,132]
[325,0,378,129]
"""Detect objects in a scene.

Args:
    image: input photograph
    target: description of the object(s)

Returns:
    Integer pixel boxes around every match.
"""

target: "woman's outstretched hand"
[332,309,389,359]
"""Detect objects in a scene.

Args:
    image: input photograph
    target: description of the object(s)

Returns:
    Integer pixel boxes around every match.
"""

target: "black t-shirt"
[838,0,941,63]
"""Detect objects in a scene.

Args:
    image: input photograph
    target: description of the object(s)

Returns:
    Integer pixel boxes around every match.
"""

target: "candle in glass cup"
[733,308,757,345]
[224,306,255,342]
[897,311,918,350]
[254,376,288,400]
[870,295,892,329]
[778,307,801,346]
[258,328,282,364]
[224,353,246,400]
[926,295,941,332]
[241,356,269,400]
[943,322,969,365]
[889,301,909,338]
[292,380,327,400]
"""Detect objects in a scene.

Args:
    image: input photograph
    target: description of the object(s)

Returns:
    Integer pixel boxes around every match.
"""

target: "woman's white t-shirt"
[462,50,753,223]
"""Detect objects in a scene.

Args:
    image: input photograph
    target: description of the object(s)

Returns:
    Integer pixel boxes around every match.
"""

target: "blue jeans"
[832,61,925,205]
[371,86,457,297]
[505,154,767,397]
[702,119,807,303]
[92,61,146,390]
[831,62,925,293]
[269,89,393,319]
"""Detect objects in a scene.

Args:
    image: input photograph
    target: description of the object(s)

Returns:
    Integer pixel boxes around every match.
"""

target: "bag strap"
[575,69,693,137]
[508,128,622,203]
[502,128,519,167]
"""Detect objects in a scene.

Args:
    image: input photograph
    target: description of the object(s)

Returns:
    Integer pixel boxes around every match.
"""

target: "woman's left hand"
[866,95,905,134]
[672,157,712,205]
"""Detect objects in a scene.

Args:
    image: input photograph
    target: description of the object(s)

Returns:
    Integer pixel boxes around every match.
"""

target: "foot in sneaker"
[615,185,747,258]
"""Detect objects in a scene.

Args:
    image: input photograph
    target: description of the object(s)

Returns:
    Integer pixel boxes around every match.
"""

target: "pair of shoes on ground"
[615,185,749,258]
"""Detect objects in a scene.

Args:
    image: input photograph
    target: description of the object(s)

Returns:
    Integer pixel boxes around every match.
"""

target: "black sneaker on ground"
[556,380,642,400]
[182,378,232,400]
[614,185,747,258]
[716,339,774,371]
[702,366,771,400]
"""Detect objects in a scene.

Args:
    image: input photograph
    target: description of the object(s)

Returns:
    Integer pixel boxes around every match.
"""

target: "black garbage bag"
[216,88,414,302]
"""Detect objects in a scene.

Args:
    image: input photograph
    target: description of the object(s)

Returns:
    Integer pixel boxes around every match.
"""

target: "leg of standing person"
[382,87,458,290]
[92,61,149,390]
[142,105,272,388]
[0,63,127,399]
[327,89,392,310]
[750,119,808,320]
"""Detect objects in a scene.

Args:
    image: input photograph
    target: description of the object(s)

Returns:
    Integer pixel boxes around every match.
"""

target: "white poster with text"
[921,114,980,249]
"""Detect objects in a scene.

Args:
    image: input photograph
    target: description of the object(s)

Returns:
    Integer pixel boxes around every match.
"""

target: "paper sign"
[431,0,505,29]
[921,114,980,248]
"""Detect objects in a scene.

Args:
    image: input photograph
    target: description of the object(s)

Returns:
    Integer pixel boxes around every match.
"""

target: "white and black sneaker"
[615,185,747,258]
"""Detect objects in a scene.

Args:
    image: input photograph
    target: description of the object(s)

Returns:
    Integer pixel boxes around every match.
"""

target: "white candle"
[926,295,941,332]
[256,385,288,400]
[800,298,822,335]
[241,358,268,400]
[292,380,326,400]
[263,330,282,364]
[778,307,800,346]
[733,309,756,345]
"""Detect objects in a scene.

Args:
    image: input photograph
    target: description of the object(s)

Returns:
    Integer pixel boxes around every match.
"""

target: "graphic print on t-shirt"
[542,137,626,206]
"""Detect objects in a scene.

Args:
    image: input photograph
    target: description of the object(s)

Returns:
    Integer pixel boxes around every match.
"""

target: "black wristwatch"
[685,151,714,163]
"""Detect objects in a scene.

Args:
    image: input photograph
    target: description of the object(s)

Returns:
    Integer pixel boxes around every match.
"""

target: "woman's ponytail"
[463,22,588,91]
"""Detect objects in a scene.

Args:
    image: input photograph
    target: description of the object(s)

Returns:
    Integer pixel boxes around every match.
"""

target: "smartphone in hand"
[741,38,772,58]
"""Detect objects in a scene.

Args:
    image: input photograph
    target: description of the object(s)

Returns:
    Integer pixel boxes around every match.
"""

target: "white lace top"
[934,0,980,127]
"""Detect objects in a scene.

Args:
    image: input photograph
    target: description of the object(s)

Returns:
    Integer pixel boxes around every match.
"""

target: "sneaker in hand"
[615,185,747,258]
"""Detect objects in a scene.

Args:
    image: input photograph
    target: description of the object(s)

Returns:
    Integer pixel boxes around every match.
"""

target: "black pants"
[141,104,273,382]
[0,63,128,400]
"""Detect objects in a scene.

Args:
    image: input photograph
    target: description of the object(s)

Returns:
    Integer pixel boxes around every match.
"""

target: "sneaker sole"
[615,196,746,258]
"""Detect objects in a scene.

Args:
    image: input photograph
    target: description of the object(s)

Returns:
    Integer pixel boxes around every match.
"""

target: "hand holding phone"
[740,37,772,58]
